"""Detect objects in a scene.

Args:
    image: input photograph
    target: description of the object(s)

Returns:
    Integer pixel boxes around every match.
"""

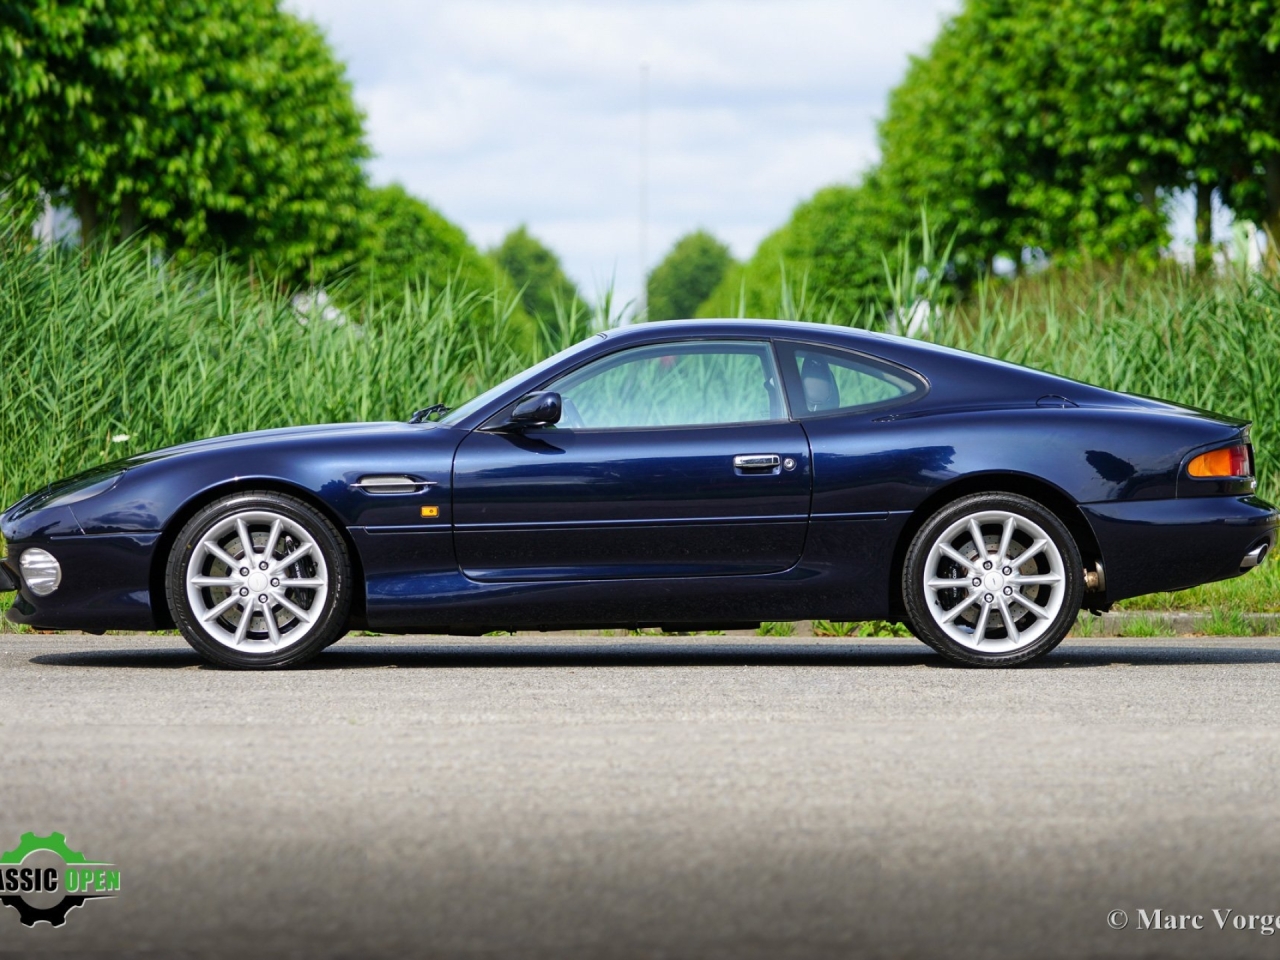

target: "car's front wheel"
[902,493,1083,667]
[166,491,352,668]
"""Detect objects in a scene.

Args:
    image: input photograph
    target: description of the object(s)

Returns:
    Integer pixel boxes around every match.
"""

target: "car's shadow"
[27,638,1280,670]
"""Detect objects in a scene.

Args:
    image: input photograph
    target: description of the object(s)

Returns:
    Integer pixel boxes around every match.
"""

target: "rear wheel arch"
[887,473,1102,617]
[148,478,366,631]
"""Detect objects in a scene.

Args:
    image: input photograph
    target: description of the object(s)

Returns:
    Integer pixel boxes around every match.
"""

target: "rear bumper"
[1082,495,1279,603]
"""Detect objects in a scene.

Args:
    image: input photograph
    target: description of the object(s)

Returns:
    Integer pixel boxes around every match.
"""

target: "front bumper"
[3,534,160,631]
[0,557,16,593]
[1082,495,1279,603]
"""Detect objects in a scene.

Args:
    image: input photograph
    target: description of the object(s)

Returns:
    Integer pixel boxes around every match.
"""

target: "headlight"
[20,548,62,596]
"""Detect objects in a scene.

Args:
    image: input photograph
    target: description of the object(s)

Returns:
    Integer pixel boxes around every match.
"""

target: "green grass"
[812,619,859,637]
[1119,614,1161,638]
[757,621,796,637]
[813,619,914,638]
[1203,608,1249,636]
[1070,611,1100,637]
[0,591,20,632]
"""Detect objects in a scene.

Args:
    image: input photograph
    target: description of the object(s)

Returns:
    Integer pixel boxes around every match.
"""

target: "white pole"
[637,61,649,323]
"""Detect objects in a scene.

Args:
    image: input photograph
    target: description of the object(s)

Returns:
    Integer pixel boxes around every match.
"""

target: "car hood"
[2,421,452,521]
[125,421,442,463]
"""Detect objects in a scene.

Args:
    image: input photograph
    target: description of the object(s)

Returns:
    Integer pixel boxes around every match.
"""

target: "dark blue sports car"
[2,319,1275,668]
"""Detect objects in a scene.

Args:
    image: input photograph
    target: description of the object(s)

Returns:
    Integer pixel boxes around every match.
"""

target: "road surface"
[3,633,1280,958]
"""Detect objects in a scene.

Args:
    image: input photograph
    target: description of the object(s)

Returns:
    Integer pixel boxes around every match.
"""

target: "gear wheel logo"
[0,832,120,928]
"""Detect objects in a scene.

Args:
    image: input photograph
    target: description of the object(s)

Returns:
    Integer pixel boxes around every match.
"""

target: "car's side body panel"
[355,536,901,631]
[452,421,813,581]
[800,406,1226,514]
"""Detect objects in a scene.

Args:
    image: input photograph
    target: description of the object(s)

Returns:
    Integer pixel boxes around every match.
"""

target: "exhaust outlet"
[1241,542,1270,572]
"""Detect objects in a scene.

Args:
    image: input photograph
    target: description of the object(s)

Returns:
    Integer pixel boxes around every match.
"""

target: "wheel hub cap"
[184,509,330,653]
[922,509,1067,654]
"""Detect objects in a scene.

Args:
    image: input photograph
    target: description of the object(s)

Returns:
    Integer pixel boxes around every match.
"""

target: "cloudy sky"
[289,0,959,310]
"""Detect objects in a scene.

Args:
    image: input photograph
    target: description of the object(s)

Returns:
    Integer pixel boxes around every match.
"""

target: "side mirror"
[506,391,562,428]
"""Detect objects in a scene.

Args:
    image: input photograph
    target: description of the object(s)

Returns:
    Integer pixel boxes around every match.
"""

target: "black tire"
[166,490,352,668]
[902,492,1084,667]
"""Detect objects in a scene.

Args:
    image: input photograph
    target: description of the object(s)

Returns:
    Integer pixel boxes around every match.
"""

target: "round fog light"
[20,548,62,596]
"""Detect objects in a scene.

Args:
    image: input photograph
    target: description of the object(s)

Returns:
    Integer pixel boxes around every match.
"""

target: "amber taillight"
[1187,444,1252,479]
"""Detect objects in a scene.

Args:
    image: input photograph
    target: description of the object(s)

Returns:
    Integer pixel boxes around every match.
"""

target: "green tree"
[877,0,1170,274]
[646,229,735,321]
[696,183,897,321]
[356,184,515,303]
[0,0,369,285]
[877,0,1280,272]
[490,225,581,322]
[1188,0,1280,262]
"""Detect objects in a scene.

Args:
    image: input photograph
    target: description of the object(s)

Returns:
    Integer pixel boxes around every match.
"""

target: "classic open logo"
[0,832,120,927]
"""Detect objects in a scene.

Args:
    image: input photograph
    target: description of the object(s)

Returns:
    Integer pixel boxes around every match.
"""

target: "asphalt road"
[4,633,1280,959]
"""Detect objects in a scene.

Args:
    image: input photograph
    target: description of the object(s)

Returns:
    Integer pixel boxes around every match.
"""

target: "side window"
[549,341,785,429]
[778,341,923,416]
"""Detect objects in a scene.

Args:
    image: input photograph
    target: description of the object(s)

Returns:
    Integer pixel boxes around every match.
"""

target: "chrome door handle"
[733,454,780,470]
[350,475,437,494]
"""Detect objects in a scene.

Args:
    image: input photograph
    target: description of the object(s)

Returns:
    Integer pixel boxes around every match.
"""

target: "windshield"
[437,334,607,425]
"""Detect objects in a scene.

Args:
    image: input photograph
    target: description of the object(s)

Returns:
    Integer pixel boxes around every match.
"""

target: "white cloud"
[288,0,958,309]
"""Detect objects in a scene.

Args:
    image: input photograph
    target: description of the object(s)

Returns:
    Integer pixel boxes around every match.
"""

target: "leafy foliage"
[0,0,369,285]
[696,184,896,322]
[874,0,1280,272]
[875,0,1173,273]
[490,225,582,324]
[355,185,511,304]
[645,229,734,321]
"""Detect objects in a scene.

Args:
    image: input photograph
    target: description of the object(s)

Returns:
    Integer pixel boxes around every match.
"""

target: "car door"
[452,338,812,581]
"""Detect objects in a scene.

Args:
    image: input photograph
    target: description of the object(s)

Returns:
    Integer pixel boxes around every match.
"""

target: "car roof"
[597,318,1133,409]
[600,317,934,365]
[604,318,873,342]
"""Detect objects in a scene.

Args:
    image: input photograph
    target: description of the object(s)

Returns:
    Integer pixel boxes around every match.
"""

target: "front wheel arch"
[148,478,366,631]
[887,473,1101,619]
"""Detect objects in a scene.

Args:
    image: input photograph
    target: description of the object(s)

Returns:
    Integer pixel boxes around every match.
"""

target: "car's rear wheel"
[902,493,1083,667]
[166,491,351,668]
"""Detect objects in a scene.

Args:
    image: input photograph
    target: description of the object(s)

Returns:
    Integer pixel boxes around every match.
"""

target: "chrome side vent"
[350,475,436,495]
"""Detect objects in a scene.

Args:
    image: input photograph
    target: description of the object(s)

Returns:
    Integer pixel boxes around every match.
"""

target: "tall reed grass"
[0,236,596,507]
[1,228,1277,515]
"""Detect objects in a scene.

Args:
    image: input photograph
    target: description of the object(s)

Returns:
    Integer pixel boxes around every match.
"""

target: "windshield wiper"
[408,403,451,424]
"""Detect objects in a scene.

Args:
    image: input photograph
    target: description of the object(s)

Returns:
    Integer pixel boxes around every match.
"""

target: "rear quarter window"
[776,340,925,417]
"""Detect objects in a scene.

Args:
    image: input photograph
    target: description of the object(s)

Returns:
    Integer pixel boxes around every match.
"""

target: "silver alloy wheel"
[184,509,330,653]
[922,509,1066,653]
